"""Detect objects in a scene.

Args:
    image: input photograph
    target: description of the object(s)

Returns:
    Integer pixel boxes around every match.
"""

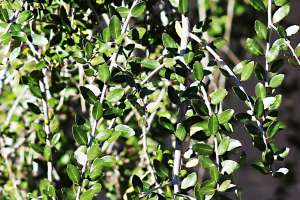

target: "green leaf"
[0,8,9,22]
[80,189,94,200]
[141,59,160,69]
[80,86,98,104]
[273,5,290,24]
[73,125,88,145]
[241,61,255,81]
[162,33,178,49]
[102,27,111,42]
[43,146,52,161]
[175,123,187,141]
[218,137,230,155]
[27,102,41,114]
[255,99,264,118]
[98,64,110,83]
[87,144,101,161]
[274,0,289,6]
[255,83,266,99]
[184,52,194,65]
[0,32,11,44]
[132,2,146,18]
[193,61,204,81]
[51,133,61,146]
[17,10,33,23]
[99,155,115,168]
[269,74,284,88]
[267,45,280,63]
[192,143,213,155]
[255,20,267,40]
[218,109,234,124]
[245,38,263,56]
[11,31,27,42]
[109,16,121,39]
[181,172,197,189]
[116,7,129,18]
[32,34,48,46]
[179,0,189,14]
[209,165,220,182]
[208,115,219,135]
[106,88,124,102]
[221,160,239,175]
[195,181,215,197]
[66,164,80,184]
[210,88,228,105]
[115,124,135,138]
[218,180,232,192]
[92,102,103,120]
[249,0,266,12]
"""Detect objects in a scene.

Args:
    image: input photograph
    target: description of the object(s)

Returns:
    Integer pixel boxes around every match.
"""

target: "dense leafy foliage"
[0,0,299,199]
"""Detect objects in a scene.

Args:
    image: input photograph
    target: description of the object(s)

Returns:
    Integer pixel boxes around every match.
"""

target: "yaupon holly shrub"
[0,0,299,199]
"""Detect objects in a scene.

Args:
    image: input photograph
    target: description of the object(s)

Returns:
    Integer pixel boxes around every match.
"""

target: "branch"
[172,14,190,195]
[189,33,268,148]
[39,68,53,182]
[141,88,165,194]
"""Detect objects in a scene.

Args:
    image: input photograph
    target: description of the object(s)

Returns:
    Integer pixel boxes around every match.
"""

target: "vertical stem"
[173,14,189,195]
[265,0,272,87]
[40,68,53,182]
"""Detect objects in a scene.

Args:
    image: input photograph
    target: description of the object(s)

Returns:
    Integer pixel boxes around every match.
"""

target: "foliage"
[0,0,299,199]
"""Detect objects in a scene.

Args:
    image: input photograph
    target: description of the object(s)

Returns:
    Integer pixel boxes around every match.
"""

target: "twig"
[99,0,138,103]
[200,85,212,116]
[172,13,190,195]
[189,33,268,148]
[265,0,273,87]
[78,64,86,113]
[39,68,53,182]
[141,88,165,193]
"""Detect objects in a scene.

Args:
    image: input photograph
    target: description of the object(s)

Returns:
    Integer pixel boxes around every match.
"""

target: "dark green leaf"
[179,0,189,14]
[249,0,266,12]
[73,125,88,145]
[192,143,213,155]
[92,102,103,120]
[162,33,178,49]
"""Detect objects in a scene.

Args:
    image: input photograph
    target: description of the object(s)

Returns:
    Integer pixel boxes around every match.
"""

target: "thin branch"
[189,33,268,148]
[172,13,190,195]
[141,88,165,194]
[99,0,138,103]
[39,68,53,182]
